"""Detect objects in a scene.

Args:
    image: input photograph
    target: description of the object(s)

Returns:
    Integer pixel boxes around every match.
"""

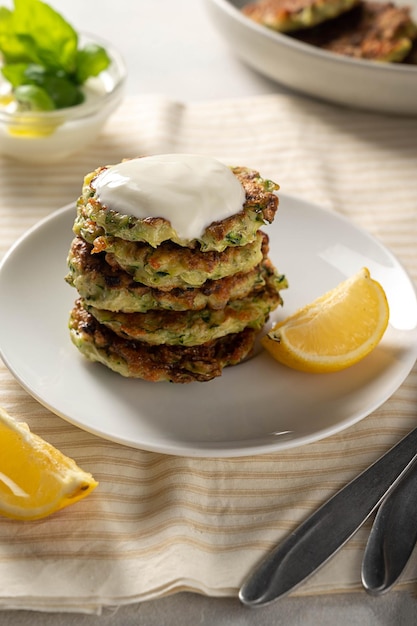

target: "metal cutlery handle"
[239,428,417,607]
[361,460,417,595]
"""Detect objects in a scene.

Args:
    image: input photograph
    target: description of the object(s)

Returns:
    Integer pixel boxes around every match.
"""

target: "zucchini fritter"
[76,165,279,252]
[84,271,282,346]
[88,231,266,290]
[66,236,288,312]
[242,0,360,32]
[291,1,417,61]
[69,299,258,383]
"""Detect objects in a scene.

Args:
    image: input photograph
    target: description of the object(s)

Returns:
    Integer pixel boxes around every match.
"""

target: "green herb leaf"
[14,84,55,110]
[1,62,29,87]
[13,0,78,73]
[0,7,29,62]
[24,65,84,108]
[2,63,84,108]
[75,43,111,84]
[0,0,111,112]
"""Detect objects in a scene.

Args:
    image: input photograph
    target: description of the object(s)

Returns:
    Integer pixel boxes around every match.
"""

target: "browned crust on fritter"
[291,1,417,60]
[204,167,278,240]
[69,299,257,383]
[66,235,276,311]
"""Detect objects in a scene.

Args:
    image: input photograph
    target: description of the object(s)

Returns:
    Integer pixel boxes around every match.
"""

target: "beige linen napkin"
[0,93,417,614]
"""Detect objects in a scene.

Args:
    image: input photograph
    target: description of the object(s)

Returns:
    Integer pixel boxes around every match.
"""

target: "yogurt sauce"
[93,154,246,241]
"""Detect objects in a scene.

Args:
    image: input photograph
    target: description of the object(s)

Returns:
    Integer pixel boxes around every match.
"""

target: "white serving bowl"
[205,0,417,116]
[0,34,127,163]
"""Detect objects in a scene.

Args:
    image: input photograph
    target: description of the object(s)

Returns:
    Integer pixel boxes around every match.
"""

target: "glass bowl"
[0,33,127,163]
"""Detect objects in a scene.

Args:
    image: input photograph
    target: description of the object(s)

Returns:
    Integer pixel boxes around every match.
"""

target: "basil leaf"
[33,73,84,109]
[1,62,29,87]
[26,65,84,108]
[0,0,111,112]
[0,7,30,62]
[75,43,111,84]
[4,63,84,109]
[13,0,78,73]
[14,84,55,110]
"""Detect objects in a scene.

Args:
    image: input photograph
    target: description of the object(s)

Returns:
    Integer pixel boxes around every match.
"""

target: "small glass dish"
[0,33,127,164]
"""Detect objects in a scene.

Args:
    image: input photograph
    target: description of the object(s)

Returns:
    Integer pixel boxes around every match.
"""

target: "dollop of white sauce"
[93,154,246,241]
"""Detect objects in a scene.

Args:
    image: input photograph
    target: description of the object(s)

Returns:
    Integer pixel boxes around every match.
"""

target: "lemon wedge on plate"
[0,406,98,521]
[262,267,389,373]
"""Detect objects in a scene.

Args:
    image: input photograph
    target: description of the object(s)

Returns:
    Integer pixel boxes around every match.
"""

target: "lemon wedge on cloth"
[0,406,97,520]
[262,267,389,373]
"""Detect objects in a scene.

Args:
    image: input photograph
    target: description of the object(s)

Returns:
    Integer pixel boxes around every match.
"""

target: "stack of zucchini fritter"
[66,159,287,383]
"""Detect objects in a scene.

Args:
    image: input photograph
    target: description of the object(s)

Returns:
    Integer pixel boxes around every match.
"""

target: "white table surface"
[2,1,417,624]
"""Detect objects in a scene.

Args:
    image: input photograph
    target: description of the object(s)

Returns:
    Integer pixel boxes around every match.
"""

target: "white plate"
[205,0,417,116]
[0,196,417,457]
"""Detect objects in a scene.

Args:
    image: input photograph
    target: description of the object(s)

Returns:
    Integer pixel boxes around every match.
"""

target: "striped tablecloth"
[0,93,417,613]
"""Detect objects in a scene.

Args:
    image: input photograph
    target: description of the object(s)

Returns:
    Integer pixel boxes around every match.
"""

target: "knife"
[239,427,417,607]
[361,459,417,595]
